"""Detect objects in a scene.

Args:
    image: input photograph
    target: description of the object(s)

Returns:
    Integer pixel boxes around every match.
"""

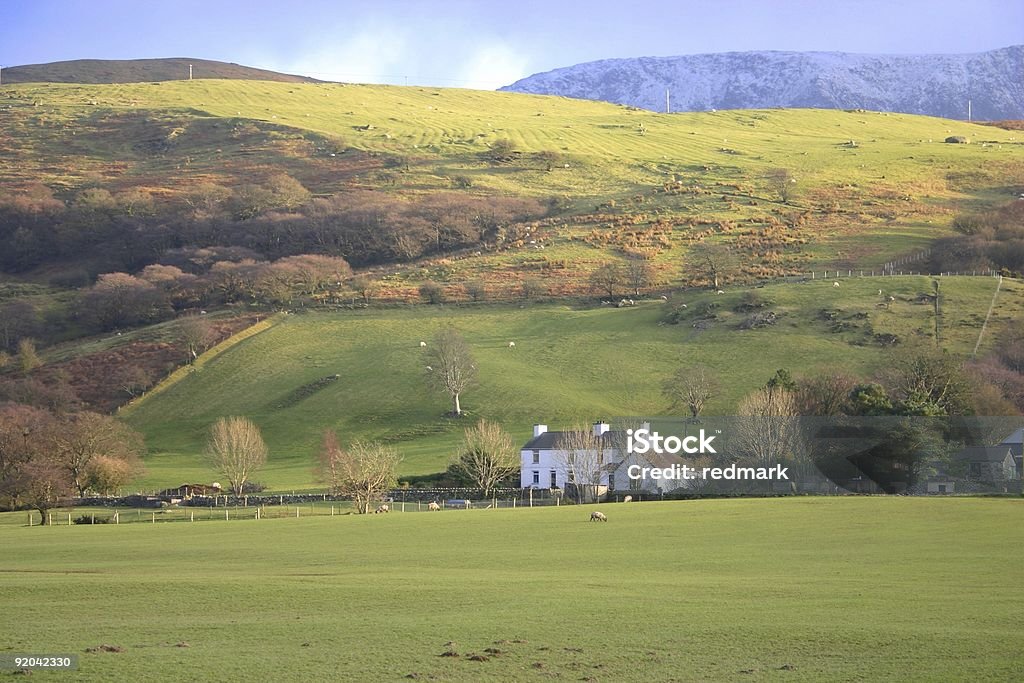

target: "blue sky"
[2,0,1021,89]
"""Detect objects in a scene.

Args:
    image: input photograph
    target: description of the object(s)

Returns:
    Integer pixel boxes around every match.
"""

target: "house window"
[532,471,539,486]
[937,484,947,493]
[629,476,641,491]
[597,447,604,465]
[969,462,982,478]
[550,470,557,487]
[567,469,575,484]
[532,450,540,464]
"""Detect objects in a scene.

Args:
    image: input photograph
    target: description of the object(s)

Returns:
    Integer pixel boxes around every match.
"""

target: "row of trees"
[0,405,145,520]
[0,181,549,275]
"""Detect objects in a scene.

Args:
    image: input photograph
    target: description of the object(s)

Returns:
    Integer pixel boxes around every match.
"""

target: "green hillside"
[2,58,319,84]
[2,78,1023,284]
[122,275,1022,489]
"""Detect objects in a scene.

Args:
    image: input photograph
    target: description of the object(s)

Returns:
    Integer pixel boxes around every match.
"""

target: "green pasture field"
[0,497,1020,681]
[120,275,1022,491]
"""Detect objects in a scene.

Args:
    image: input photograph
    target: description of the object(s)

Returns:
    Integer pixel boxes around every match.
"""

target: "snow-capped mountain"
[500,46,1024,120]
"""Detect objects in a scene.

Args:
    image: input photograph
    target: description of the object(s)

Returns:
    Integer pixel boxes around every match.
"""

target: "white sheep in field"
[833,282,841,288]
[508,341,516,348]
[419,341,427,347]
[427,501,441,511]
[622,495,633,503]
[374,504,390,513]
[590,510,608,522]
[716,290,725,294]
[888,296,896,302]
[878,290,883,296]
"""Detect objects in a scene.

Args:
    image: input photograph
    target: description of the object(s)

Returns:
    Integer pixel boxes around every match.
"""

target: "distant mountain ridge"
[501,46,1024,120]
[2,58,321,84]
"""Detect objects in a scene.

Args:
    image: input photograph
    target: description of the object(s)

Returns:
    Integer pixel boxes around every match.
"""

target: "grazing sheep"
[419,341,427,347]
[878,289,883,296]
[375,504,390,514]
[660,295,669,301]
[716,290,725,295]
[590,511,608,522]
[427,501,441,511]
[622,495,633,503]
[833,282,841,288]
[508,341,516,348]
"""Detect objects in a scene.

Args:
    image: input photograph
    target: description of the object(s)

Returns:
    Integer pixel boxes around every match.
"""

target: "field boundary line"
[972,275,1003,358]
[119,313,285,416]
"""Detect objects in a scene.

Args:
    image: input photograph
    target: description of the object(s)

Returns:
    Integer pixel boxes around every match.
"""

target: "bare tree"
[450,420,518,497]
[684,242,737,290]
[625,259,655,297]
[463,279,487,302]
[49,412,145,497]
[794,372,858,416]
[84,454,139,495]
[557,426,608,503]
[663,365,719,418]
[425,328,477,417]
[112,364,153,399]
[766,168,796,203]
[179,315,216,363]
[205,417,267,496]
[318,434,400,514]
[588,262,625,299]
[734,387,801,489]
[349,275,379,304]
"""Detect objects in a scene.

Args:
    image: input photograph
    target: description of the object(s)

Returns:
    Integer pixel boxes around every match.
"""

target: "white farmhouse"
[520,422,623,493]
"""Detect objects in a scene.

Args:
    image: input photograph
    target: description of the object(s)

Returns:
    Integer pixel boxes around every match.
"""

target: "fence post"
[295,507,299,518]
[529,488,533,508]
[48,513,52,526]
[68,512,72,525]
[152,512,156,523]
[190,510,194,522]
[28,513,32,526]
[225,509,229,521]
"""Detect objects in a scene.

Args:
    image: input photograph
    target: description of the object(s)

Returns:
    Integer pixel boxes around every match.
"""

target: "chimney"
[533,424,547,437]
[593,421,610,437]
[641,421,651,432]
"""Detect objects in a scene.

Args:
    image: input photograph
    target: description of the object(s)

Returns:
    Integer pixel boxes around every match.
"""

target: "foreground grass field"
[0,498,1021,681]
[121,275,1022,489]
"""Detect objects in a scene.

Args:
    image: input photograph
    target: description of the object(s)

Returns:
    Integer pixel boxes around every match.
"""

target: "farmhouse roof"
[953,446,1013,463]
[999,427,1024,445]
[521,430,625,450]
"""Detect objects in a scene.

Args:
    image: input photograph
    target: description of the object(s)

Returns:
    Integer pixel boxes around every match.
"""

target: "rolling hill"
[1,57,320,84]
[2,78,1023,289]
[121,275,1023,489]
[501,46,1024,120]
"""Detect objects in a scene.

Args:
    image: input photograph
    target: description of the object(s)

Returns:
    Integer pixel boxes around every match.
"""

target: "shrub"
[419,281,446,304]
[73,514,111,525]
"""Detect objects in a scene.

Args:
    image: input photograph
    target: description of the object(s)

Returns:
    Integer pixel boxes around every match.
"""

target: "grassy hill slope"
[2,79,1022,282]
[122,275,1022,489]
[2,58,320,84]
